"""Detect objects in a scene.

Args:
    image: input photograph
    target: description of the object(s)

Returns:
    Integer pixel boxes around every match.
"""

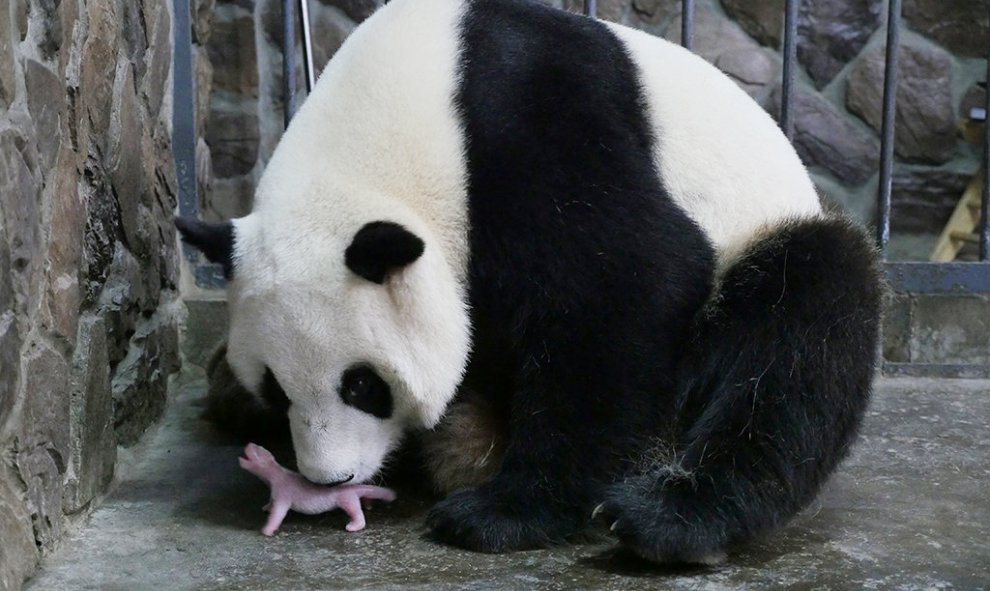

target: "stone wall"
[198,0,988,260]
[0,0,181,588]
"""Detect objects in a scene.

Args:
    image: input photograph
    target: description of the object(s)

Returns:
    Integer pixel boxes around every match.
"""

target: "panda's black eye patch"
[339,366,393,419]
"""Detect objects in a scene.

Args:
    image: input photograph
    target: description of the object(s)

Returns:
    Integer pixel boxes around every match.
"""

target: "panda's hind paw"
[593,476,727,565]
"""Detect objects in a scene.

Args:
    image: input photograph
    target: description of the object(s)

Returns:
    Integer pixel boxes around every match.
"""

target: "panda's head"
[176,208,471,485]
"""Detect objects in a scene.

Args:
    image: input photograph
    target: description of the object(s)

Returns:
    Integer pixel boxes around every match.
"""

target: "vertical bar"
[779,0,799,140]
[681,0,694,51]
[299,0,316,92]
[982,44,990,260]
[172,0,199,263]
[283,0,297,128]
[583,0,596,18]
[877,0,902,257]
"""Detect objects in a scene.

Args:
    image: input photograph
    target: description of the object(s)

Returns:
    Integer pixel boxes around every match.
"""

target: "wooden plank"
[930,169,985,262]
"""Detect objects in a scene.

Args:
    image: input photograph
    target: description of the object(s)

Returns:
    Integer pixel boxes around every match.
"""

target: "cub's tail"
[597,215,884,563]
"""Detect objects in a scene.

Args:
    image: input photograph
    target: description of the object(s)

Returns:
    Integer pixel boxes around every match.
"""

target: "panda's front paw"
[426,483,564,553]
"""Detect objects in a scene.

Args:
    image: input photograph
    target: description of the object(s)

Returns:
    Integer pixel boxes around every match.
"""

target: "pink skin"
[238,443,397,536]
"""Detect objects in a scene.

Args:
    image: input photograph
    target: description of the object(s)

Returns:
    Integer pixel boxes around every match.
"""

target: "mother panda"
[177,0,883,563]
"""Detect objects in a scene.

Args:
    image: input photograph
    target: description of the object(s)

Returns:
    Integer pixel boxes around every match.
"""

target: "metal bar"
[172,0,198,265]
[779,0,799,140]
[299,0,316,93]
[883,261,990,294]
[981,33,990,260]
[876,0,901,257]
[681,0,694,51]
[583,0,596,17]
[283,0,297,128]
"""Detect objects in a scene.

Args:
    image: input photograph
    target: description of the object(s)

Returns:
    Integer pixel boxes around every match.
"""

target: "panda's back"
[268,0,820,274]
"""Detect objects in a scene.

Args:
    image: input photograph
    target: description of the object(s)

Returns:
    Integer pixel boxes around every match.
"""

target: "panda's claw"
[591,502,606,520]
[609,520,620,532]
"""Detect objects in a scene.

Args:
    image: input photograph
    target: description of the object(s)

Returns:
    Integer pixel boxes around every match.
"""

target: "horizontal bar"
[884,261,990,294]
[972,107,987,122]
[882,363,990,379]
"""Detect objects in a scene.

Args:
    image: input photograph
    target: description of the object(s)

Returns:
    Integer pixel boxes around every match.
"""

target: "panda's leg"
[425,307,689,552]
[594,217,883,563]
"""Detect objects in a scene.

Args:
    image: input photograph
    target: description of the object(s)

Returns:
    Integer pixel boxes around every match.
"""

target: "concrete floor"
[26,370,990,591]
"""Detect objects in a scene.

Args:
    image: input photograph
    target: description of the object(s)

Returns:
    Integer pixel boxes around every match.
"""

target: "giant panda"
[177,0,883,563]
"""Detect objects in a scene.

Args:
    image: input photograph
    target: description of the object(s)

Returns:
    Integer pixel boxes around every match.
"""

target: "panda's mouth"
[312,474,355,487]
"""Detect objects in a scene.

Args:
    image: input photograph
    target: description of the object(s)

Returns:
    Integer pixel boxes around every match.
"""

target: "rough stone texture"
[24,371,990,590]
[719,0,783,47]
[904,0,990,58]
[773,86,879,186]
[847,42,958,165]
[666,7,781,103]
[890,168,976,233]
[797,0,881,88]
[0,0,184,587]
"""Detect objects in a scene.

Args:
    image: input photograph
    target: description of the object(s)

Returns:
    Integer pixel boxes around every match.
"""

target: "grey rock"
[0,310,19,433]
[33,0,61,58]
[24,58,63,171]
[666,7,780,101]
[891,167,974,233]
[847,43,957,165]
[631,0,679,25]
[140,2,172,117]
[720,0,783,47]
[204,174,259,220]
[99,242,150,367]
[0,2,15,107]
[774,86,880,186]
[16,341,72,552]
[208,7,259,97]
[64,315,116,514]
[41,148,85,343]
[108,63,149,251]
[797,0,882,88]
[195,46,215,139]
[0,460,39,591]
[81,173,122,308]
[310,4,357,75]
[0,128,43,309]
[193,0,218,45]
[120,0,148,84]
[904,0,990,58]
[112,314,176,446]
[79,0,119,140]
[206,95,260,177]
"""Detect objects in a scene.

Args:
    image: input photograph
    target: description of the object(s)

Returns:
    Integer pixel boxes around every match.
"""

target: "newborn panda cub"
[239,442,396,535]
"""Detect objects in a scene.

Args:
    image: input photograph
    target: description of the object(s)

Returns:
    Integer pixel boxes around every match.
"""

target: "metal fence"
[172,0,990,363]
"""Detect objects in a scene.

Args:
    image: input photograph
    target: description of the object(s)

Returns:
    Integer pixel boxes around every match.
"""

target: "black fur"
[345,221,425,283]
[426,0,715,552]
[204,345,291,445]
[339,365,393,419]
[175,216,236,279]
[594,217,883,562]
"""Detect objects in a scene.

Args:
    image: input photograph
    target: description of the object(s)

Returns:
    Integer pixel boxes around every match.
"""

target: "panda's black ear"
[175,216,236,279]
[345,221,425,284]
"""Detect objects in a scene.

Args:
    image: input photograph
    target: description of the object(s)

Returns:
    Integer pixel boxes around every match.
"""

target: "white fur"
[223,0,472,484]
[606,23,823,256]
